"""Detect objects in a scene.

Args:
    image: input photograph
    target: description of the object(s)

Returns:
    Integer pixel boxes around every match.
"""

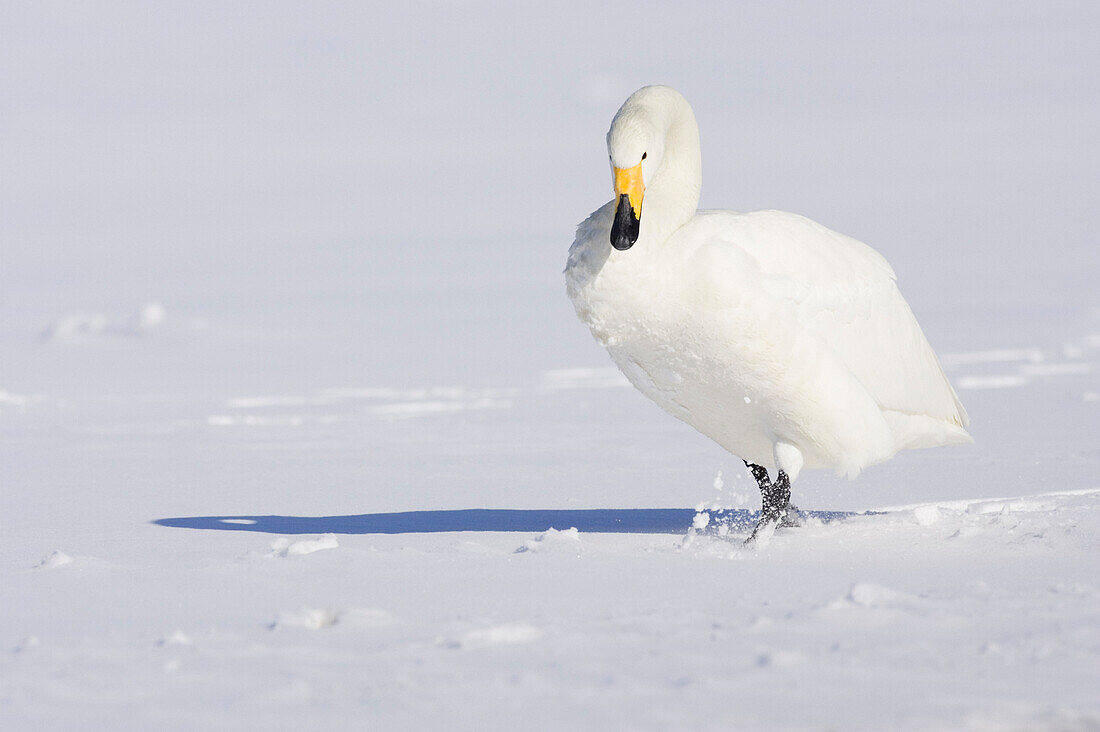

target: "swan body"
[565,86,970,490]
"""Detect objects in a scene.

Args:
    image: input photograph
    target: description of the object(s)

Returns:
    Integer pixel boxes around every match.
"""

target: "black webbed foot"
[743,461,802,544]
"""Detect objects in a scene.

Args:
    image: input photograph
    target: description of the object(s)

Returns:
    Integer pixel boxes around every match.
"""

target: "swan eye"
[641,152,647,160]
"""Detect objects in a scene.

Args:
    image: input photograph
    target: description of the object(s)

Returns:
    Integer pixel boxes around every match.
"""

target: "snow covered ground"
[2,2,1099,729]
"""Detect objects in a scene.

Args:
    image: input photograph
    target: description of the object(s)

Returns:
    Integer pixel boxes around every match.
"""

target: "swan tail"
[881,410,974,452]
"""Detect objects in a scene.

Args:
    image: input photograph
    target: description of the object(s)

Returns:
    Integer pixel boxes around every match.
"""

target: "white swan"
[565,85,971,537]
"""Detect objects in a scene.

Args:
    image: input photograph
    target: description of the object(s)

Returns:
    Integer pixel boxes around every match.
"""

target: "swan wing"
[689,210,970,444]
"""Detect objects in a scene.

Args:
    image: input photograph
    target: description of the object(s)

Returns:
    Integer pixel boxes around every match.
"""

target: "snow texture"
[1,1,1099,730]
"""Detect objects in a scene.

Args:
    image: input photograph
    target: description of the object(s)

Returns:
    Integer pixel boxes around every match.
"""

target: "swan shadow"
[152,508,868,535]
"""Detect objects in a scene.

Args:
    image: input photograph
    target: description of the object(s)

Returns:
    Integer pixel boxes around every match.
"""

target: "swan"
[565,85,971,540]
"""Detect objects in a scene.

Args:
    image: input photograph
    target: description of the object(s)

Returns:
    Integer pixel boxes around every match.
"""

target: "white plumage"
[566,85,970,494]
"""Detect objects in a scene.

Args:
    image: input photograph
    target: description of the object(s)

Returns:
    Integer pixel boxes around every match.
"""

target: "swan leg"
[770,442,804,528]
[744,461,803,544]
[745,461,771,493]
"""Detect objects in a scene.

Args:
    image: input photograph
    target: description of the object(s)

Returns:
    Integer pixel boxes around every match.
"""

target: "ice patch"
[515,527,581,554]
[451,622,542,649]
[271,534,339,557]
[36,550,74,569]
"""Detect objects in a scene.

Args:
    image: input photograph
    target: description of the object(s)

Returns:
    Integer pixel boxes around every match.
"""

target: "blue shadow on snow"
[152,508,865,535]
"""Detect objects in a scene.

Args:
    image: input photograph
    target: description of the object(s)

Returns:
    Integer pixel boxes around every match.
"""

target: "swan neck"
[644,99,701,247]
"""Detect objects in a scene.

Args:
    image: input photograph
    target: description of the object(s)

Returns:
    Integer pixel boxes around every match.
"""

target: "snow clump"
[36,550,75,569]
[270,534,339,557]
[450,622,542,649]
[515,527,581,554]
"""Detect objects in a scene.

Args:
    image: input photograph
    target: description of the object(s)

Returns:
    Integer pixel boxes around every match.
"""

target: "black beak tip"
[610,194,640,251]
[611,235,634,251]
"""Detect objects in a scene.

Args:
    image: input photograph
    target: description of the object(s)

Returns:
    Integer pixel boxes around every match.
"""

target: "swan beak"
[611,163,644,251]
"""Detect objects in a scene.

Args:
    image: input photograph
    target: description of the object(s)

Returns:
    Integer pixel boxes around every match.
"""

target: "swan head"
[607,118,661,251]
[605,86,693,250]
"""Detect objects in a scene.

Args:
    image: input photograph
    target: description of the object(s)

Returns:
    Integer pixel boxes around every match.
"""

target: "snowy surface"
[2,2,1099,729]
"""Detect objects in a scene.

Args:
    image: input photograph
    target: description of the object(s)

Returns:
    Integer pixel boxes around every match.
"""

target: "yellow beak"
[613,163,644,219]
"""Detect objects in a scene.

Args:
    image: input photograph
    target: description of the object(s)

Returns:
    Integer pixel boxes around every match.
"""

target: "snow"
[450,623,544,649]
[270,534,339,557]
[41,302,166,342]
[515,527,582,554]
[34,551,74,570]
[157,631,192,648]
[912,504,941,526]
[2,1,1100,729]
